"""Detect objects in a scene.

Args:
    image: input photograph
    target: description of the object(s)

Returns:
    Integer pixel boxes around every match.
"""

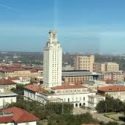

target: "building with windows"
[93,62,120,73]
[88,94,105,109]
[0,88,17,109]
[93,63,106,73]
[93,62,123,82]
[102,71,124,82]
[74,55,95,72]
[97,85,125,101]
[0,65,42,79]
[24,83,96,108]
[24,31,98,109]
[43,31,62,87]
[0,78,17,108]
[62,70,101,84]
[105,62,119,72]
[0,78,16,90]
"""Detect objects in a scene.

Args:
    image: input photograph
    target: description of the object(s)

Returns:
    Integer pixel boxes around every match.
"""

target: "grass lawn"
[104,112,124,121]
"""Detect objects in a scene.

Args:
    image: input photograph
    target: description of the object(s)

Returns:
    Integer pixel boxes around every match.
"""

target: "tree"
[96,96,125,113]
[11,84,25,95]
[45,102,73,115]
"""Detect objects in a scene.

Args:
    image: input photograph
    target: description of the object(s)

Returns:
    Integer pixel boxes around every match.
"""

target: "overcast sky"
[0,0,125,54]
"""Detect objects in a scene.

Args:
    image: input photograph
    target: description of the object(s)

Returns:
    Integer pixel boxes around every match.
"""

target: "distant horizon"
[0,50,125,56]
[0,0,125,54]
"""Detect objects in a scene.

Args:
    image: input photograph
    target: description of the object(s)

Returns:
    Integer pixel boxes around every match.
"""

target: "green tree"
[96,96,125,113]
[11,84,25,95]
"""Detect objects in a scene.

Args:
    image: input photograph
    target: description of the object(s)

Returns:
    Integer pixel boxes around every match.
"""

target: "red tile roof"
[98,85,125,92]
[0,116,13,123]
[2,107,39,123]
[0,65,41,73]
[25,84,41,92]
[51,84,86,90]
[25,84,46,93]
[0,67,25,72]
[0,78,16,85]
[30,69,39,73]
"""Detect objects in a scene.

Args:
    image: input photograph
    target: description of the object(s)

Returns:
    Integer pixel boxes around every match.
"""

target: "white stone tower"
[43,31,62,88]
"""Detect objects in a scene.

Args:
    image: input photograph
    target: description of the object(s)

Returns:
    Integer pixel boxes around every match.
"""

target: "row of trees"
[8,98,99,125]
[48,113,97,125]
[96,96,125,113]
[8,97,122,125]
[8,97,73,119]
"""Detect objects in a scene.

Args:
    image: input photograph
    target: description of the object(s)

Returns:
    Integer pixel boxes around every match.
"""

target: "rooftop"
[0,115,13,123]
[0,107,39,123]
[24,84,49,94]
[0,78,16,85]
[0,65,41,73]
[62,70,100,77]
[51,84,86,90]
[24,84,42,93]
[98,85,125,92]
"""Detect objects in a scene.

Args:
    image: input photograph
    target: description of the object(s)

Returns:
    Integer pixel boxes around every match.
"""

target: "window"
[68,98,70,102]
[83,97,85,101]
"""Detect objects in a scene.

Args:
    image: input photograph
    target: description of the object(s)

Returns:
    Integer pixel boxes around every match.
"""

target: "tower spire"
[49,30,57,43]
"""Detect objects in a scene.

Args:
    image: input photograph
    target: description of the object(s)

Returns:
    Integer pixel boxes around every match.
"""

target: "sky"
[0,0,125,54]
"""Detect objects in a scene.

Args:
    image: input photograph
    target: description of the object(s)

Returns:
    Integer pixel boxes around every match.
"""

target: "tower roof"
[48,30,58,43]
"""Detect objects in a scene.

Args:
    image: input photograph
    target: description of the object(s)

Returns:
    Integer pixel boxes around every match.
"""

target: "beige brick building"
[102,71,124,82]
[105,62,119,72]
[93,63,105,72]
[94,62,119,73]
[74,55,95,72]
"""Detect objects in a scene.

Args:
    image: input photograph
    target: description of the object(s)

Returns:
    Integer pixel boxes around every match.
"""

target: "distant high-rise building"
[43,31,62,87]
[74,55,95,72]
[94,62,120,73]
[105,62,119,72]
[93,63,106,72]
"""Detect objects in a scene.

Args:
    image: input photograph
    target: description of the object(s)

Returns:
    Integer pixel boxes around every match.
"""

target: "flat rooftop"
[62,70,101,77]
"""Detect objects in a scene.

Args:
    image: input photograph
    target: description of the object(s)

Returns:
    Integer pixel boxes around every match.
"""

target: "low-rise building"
[85,80,108,92]
[97,85,125,101]
[62,70,101,84]
[24,84,96,108]
[0,88,17,108]
[105,62,119,72]
[0,107,39,125]
[0,65,42,79]
[88,94,105,109]
[0,78,17,108]
[0,78,16,90]
[93,62,120,73]
[12,77,30,85]
[102,71,124,82]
